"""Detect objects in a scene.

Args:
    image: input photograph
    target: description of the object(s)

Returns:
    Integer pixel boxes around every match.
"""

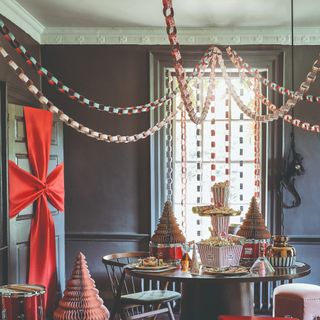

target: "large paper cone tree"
[54,252,109,320]
[237,196,271,239]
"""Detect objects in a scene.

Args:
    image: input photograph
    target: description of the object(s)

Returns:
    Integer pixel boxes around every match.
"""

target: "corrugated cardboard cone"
[151,201,186,244]
[237,196,271,239]
[53,252,109,320]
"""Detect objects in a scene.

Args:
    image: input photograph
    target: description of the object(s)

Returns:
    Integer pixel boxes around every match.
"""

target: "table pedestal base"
[180,282,254,320]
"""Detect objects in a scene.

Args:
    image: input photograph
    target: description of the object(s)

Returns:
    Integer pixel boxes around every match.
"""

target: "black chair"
[102,252,180,320]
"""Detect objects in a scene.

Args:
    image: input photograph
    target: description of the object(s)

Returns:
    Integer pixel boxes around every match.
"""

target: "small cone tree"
[54,252,109,320]
[237,196,271,239]
[151,201,186,244]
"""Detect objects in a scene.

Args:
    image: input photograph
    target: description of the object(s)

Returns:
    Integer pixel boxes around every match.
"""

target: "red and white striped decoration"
[210,216,230,237]
[165,70,174,202]
[225,89,231,178]
[210,62,217,201]
[254,79,261,200]
[197,243,243,268]
[181,100,187,234]
[196,80,202,205]
[238,86,244,209]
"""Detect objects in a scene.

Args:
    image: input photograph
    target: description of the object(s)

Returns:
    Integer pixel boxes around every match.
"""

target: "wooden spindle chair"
[102,252,181,320]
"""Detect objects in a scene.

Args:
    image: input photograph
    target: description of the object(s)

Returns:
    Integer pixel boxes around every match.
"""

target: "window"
[165,68,265,242]
[150,49,284,240]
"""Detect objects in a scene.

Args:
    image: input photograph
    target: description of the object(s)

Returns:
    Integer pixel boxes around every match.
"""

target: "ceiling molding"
[41,26,320,45]
[1,1,320,46]
[0,0,44,43]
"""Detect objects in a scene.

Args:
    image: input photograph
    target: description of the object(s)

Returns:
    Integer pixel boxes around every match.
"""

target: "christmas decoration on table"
[53,252,109,320]
[8,107,64,313]
[150,201,186,262]
[249,244,275,276]
[197,235,244,269]
[192,181,244,269]
[236,196,271,266]
[192,181,240,238]
[190,243,201,275]
[265,236,297,267]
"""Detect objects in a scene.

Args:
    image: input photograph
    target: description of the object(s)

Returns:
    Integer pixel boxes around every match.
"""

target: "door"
[0,81,8,285]
[7,104,65,295]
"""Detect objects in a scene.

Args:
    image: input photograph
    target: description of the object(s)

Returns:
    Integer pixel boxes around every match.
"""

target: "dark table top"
[125,261,311,284]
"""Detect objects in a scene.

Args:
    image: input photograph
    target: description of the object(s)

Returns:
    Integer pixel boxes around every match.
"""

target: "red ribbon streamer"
[9,106,64,312]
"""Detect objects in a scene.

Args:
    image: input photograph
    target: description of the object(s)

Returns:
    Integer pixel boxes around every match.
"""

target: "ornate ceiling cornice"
[1,0,320,45]
[41,26,320,45]
[0,0,44,43]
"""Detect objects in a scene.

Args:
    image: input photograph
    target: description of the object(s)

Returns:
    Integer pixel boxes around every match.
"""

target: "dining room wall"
[40,44,320,303]
[40,45,154,303]
[282,45,320,285]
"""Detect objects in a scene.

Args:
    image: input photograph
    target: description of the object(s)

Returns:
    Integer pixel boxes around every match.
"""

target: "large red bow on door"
[9,106,64,312]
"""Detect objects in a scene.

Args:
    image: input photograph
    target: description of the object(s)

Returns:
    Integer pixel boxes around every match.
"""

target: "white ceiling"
[1,0,320,45]
[12,0,320,28]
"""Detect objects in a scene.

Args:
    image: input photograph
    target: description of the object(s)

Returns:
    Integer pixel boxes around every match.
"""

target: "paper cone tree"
[53,252,109,320]
[237,197,271,240]
[151,201,186,244]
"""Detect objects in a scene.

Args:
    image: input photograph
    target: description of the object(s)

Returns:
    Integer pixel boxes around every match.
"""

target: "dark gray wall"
[40,45,153,303]
[283,46,320,285]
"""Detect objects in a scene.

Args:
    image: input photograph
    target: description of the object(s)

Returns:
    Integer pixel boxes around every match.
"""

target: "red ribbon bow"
[9,107,64,312]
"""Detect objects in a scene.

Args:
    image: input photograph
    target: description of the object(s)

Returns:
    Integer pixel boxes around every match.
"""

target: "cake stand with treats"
[193,181,244,270]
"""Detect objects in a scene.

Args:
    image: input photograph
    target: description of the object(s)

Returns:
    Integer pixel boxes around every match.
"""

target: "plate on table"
[203,266,249,276]
[134,266,177,273]
[135,263,171,270]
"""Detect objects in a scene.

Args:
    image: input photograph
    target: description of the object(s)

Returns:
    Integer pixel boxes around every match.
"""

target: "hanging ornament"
[165,70,174,202]
[181,99,187,234]
[224,88,231,179]
[253,79,261,200]
[210,69,217,194]
[195,80,202,205]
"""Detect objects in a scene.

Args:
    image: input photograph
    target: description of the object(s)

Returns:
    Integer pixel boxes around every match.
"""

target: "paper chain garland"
[227,46,320,103]
[225,47,320,132]
[162,0,220,124]
[0,46,178,143]
[0,18,213,116]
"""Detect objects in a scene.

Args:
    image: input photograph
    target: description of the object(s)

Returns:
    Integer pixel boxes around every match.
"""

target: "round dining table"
[126,262,311,320]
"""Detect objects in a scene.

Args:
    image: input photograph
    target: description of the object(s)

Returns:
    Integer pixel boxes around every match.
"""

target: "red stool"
[273,283,320,320]
[218,317,298,320]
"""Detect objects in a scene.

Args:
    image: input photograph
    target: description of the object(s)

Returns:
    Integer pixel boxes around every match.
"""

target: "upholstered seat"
[121,290,181,304]
[218,316,298,320]
[273,283,320,319]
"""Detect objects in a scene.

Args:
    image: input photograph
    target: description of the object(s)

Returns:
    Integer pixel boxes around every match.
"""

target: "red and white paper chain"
[0,46,179,143]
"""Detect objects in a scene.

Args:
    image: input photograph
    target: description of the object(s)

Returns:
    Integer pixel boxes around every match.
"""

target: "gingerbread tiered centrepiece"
[53,253,109,320]
[237,196,271,265]
[193,181,244,269]
[150,201,185,262]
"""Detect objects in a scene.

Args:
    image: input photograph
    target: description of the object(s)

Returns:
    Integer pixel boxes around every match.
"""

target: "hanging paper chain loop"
[0,46,180,143]
[227,47,320,103]
[0,18,213,116]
